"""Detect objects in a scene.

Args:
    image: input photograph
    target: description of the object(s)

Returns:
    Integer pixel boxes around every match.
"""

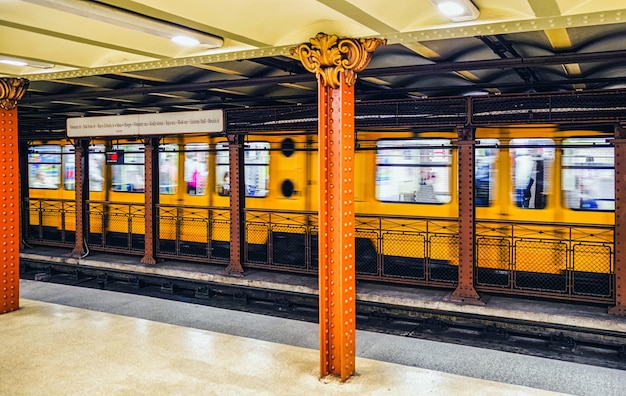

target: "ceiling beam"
[0,20,168,61]
[97,0,269,47]
[527,0,561,17]
[316,0,398,33]
[21,49,626,104]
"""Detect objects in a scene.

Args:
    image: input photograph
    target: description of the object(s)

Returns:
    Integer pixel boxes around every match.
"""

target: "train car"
[23,123,616,302]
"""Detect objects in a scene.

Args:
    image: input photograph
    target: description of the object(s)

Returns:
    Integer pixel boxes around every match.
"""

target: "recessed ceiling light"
[437,2,465,17]
[171,35,200,46]
[430,0,480,22]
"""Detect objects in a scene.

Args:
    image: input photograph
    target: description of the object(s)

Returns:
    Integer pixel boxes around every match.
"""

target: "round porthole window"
[281,179,295,198]
[281,138,295,157]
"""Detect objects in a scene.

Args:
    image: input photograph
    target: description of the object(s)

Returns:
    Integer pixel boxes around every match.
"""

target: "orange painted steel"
[226,133,245,275]
[318,76,356,381]
[71,139,86,257]
[0,108,20,314]
[609,127,626,315]
[450,129,482,303]
[141,138,157,264]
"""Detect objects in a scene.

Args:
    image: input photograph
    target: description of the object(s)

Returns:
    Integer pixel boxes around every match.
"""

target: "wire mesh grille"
[25,199,75,246]
[86,202,144,252]
[429,234,459,283]
[571,243,613,297]
[476,237,511,287]
[24,197,615,303]
[472,90,626,124]
[382,232,426,279]
[246,222,269,264]
[355,232,379,275]
[515,240,567,293]
[476,221,614,299]
[271,225,307,269]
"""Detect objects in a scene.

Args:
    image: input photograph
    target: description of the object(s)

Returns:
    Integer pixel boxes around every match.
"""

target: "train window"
[61,145,105,191]
[215,141,270,197]
[28,145,61,189]
[159,144,179,194]
[510,139,555,209]
[215,142,229,196]
[375,139,452,204]
[62,145,75,190]
[111,144,144,192]
[89,145,105,192]
[562,138,614,210]
[476,139,499,207]
[184,143,208,196]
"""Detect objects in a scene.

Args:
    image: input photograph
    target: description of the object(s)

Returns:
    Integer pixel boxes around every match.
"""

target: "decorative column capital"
[290,33,386,88]
[0,78,29,110]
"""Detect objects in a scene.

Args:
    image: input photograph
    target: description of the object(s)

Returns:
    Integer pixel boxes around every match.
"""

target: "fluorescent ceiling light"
[0,59,28,66]
[430,0,480,22]
[23,0,223,48]
[0,57,55,68]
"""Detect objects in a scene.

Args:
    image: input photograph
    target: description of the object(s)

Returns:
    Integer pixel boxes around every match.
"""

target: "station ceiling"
[3,0,626,130]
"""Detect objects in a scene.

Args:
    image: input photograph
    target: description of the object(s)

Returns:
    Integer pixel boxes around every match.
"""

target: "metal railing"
[156,204,230,263]
[86,201,145,254]
[24,198,76,247]
[23,200,615,303]
[475,220,614,302]
[243,210,460,286]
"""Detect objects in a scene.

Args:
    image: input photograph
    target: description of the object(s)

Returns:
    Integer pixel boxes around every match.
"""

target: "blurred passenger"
[89,155,104,192]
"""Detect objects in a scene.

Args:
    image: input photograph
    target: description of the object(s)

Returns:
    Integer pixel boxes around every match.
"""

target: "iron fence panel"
[382,232,426,279]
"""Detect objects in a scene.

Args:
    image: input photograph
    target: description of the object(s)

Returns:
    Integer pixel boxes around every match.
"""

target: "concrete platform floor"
[1,299,566,396]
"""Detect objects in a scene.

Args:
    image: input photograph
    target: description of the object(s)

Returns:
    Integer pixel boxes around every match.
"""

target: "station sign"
[67,109,224,138]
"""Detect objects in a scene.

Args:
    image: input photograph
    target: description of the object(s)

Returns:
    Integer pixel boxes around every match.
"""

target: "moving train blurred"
[24,124,616,303]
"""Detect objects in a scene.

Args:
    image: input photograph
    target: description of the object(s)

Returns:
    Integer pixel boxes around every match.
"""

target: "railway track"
[21,259,626,370]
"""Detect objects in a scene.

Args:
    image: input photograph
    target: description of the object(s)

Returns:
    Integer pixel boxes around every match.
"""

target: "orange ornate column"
[0,77,29,314]
[292,33,385,381]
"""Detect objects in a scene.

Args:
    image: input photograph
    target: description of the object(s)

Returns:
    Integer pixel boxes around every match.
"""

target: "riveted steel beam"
[0,108,19,314]
[448,126,483,304]
[141,137,158,264]
[225,133,245,275]
[609,125,626,316]
[318,76,357,381]
[71,139,88,257]
[21,8,626,82]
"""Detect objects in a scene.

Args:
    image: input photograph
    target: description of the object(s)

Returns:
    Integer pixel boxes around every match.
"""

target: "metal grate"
[472,90,626,125]
[24,198,75,246]
[476,237,511,287]
[429,234,459,283]
[382,232,426,280]
[571,243,613,297]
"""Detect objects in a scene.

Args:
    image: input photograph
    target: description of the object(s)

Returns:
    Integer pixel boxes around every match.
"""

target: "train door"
[171,141,214,258]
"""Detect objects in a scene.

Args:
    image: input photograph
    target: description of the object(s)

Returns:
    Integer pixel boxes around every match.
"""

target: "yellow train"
[25,125,615,301]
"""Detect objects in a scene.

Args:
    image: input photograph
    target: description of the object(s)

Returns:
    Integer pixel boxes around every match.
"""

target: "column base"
[224,266,244,277]
[444,289,487,305]
[608,304,626,316]
[140,255,157,265]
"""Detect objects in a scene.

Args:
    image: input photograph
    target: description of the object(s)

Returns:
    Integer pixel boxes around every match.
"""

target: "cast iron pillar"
[71,139,88,257]
[292,33,385,381]
[448,126,483,304]
[141,137,158,264]
[225,133,245,275]
[610,124,626,315]
[0,77,28,314]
